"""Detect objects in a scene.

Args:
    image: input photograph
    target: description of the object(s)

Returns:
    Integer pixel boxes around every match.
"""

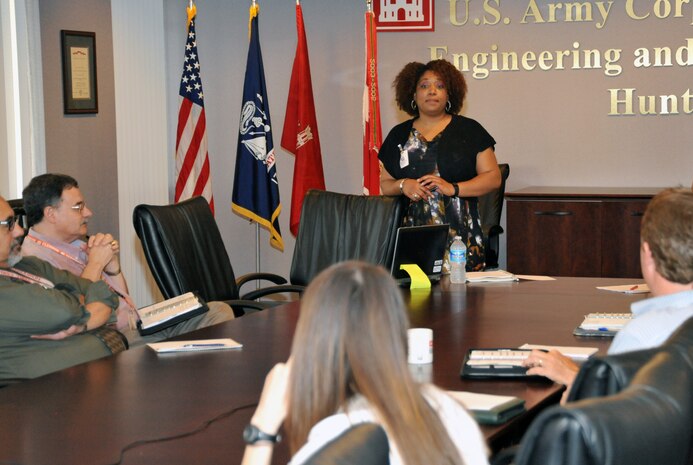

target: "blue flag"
[232,3,283,251]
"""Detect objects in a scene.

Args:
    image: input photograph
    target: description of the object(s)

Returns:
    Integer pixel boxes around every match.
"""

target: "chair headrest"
[303,422,389,465]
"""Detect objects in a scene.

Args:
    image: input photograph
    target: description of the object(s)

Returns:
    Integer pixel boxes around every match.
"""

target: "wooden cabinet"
[506,187,662,278]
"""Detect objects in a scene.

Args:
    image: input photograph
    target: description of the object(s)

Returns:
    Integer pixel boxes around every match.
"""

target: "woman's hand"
[418,174,456,197]
[251,360,292,435]
[402,178,433,201]
[241,361,292,465]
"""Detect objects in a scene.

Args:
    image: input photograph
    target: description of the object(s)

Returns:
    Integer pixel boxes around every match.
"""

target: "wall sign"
[374,0,434,32]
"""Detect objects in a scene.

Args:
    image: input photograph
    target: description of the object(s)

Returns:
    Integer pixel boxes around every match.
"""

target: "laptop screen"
[389,224,450,283]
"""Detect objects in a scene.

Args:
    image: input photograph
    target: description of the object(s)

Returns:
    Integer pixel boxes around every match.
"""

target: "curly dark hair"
[393,59,467,117]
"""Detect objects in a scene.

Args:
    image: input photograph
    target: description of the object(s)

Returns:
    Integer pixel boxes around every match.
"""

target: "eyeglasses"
[0,216,17,231]
[69,202,87,213]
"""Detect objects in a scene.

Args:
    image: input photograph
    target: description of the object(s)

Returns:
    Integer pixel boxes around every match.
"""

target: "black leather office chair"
[7,198,28,230]
[133,196,303,316]
[303,423,390,465]
[567,347,659,401]
[493,317,693,465]
[290,190,407,286]
[569,315,693,401]
[478,163,510,269]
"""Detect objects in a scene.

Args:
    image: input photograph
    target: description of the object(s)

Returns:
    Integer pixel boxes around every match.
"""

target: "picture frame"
[61,30,98,114]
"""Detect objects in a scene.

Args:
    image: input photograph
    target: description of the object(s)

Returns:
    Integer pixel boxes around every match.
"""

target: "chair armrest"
[490,445,520,465]
[223,299,272,318]
[236,272,288,291]
[241,284,305,302]
[486,224,505,238]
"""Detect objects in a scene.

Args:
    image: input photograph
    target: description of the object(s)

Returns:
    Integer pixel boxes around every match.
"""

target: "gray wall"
[39,0,117,234]
[37,1,693,279]
[164,0,693,278]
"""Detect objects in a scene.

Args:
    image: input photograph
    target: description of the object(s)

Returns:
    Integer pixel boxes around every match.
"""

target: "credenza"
[506,187,665,278]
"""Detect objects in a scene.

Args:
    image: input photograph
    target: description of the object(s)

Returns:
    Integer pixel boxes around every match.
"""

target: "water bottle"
[449,236,467,284]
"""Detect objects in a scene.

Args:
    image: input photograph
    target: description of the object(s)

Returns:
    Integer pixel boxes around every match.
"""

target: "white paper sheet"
[147,338,242,353]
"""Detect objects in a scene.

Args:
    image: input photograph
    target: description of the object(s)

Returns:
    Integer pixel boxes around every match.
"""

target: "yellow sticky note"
[400,264,431,289]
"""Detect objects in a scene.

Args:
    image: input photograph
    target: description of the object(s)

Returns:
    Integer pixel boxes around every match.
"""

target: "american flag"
[175,4,214,214]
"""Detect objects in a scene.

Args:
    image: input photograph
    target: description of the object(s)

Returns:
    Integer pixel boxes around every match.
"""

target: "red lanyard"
[0,268,55,289]
[26,234,137,313]
[25,235,86,267]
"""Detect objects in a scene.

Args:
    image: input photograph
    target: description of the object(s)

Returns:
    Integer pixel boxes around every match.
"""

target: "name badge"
[398,144,409,168]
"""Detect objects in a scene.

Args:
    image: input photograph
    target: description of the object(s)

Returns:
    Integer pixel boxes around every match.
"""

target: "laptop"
[389,224,450,285]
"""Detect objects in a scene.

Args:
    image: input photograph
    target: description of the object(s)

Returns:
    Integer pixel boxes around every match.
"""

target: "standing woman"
[379,60,501,271]
[241,261,489,465]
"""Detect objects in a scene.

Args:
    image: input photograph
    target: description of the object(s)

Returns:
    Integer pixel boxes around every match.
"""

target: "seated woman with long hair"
[241,261,489,465]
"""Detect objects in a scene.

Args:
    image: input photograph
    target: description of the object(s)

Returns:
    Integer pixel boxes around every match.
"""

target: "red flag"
[175,4,214,213]
[281,2,325,237]
[362,4,382,196]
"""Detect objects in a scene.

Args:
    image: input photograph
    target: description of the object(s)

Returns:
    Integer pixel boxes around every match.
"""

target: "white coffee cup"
[407,328,433,364]
[409,362,433,383]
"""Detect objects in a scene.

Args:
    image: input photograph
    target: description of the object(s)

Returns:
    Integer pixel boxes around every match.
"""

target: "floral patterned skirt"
[402,193,485,272]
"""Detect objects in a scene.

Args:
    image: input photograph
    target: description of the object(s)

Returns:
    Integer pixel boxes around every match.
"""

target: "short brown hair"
[393,59,468,116]
[640,188,693,284]
[23,173,79,227]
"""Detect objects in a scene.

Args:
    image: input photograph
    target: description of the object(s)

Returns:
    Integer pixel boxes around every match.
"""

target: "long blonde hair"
[286,261,464,465]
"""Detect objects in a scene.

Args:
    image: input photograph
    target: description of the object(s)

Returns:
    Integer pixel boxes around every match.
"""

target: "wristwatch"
[452,182,460,197]
[399,179,406,194]
[243,424,281,445]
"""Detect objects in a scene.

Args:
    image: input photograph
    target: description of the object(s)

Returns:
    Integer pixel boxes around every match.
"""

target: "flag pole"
[253,0,259,278]
[248,0,260,278]
[256,223,260,279]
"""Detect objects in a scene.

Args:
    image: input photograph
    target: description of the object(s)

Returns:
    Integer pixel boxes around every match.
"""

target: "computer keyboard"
[460,348,540,379]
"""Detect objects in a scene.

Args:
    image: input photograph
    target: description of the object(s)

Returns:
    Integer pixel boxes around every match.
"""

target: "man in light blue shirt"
[608,290,692,354]
[524,188,693,394]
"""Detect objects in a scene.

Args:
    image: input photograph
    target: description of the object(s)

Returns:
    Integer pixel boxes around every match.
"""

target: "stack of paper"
[448,391,525,425]
[571,312,632,337]
[596,284,649,294]
[578,313,632,331]
[466,270,518,283]
[147,338,243,353]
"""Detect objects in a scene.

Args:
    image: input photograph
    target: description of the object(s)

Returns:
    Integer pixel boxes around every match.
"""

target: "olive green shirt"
[0,256,119,384]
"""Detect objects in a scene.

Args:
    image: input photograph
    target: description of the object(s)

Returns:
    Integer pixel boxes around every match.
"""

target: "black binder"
[460,348,544,379]
[136,292,209,336]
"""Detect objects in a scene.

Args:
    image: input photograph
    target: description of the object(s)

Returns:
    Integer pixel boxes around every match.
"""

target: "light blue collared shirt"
[608,289,693,354]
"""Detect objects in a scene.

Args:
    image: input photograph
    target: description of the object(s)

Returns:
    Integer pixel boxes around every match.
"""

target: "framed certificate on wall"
[61,30,98,114]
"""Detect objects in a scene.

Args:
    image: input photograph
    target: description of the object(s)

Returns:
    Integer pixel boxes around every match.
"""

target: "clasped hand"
[404,175,455,201]
[86,233,120,272]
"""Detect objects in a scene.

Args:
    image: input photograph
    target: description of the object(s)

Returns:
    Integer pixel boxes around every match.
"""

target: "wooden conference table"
[0,277,645,465]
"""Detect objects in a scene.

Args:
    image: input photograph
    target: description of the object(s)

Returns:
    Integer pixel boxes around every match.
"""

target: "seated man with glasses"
[21,174,235,346]
[0,195,125,385]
